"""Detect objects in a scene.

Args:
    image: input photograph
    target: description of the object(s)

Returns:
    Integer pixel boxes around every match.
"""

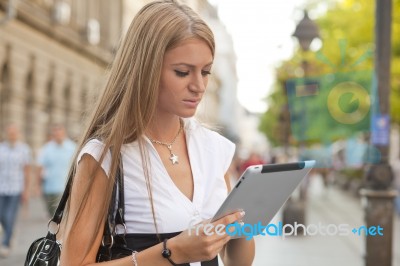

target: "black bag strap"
[102,157,125,242]
[115,159,126,225]
[49,151,124,228]
[51,176,72,225]
[96,156,131,262]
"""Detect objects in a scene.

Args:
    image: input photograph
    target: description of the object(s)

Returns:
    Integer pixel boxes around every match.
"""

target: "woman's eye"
[202,70,211,76]
[174,70,189,77]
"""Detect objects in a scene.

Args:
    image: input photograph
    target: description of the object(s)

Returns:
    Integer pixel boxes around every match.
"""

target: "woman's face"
[158,38,213,118]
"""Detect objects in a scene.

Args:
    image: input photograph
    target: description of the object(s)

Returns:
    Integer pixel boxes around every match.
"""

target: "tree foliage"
[259,0,400,147]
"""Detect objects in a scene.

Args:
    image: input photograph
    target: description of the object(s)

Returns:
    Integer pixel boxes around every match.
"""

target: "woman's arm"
[61,155,244,266]
[60,154,110,265]
[220,237,255,266]
[220,173,256,266]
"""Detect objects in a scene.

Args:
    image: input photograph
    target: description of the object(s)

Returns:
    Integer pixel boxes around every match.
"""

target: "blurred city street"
[253,173,400,266]
[1,173,399,266]
[0,193,49,265]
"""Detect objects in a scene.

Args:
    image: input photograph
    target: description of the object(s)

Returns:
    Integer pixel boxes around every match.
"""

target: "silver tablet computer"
[211,160,315,236]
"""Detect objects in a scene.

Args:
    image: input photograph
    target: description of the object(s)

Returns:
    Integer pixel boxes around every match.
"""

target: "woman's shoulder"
[85,138,104,146]
[188,119,233,142]
[78,138,112,176]
[79,138,105,157]
[185,118,235,154]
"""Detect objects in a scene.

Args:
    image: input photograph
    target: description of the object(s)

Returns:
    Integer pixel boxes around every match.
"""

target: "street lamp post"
[282,10,320,230]
[360,0,397,266]
[292,10,320,200]
[292,11,320,53]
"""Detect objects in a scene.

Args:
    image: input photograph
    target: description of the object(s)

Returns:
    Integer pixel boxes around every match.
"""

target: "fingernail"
[240,211,245,217]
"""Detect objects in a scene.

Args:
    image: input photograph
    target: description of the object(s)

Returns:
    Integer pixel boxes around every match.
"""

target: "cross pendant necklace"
[148,120,183,165]
[166,144,179,165]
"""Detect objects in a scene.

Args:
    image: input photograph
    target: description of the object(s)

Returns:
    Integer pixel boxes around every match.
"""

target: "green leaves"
[259,0,400,147]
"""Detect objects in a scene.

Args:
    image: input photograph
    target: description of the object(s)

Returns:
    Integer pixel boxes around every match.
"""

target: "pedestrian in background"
[37,124,76,217]
[239,151,266,174]
[0,123,32,258]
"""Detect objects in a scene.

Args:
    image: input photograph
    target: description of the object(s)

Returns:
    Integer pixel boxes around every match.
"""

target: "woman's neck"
[146,115,183,143]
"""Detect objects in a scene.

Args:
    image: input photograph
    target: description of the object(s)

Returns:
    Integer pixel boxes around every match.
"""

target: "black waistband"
[124,232,218,266]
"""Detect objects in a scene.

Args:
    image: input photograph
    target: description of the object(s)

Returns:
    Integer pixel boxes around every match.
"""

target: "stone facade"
[0,0,240,155]
[0,0,123,154]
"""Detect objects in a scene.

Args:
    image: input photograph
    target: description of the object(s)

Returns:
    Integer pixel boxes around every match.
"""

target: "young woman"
[60,1,255,265]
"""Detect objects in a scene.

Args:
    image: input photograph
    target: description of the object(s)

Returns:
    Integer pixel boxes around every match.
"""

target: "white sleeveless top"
[77,118,235,234]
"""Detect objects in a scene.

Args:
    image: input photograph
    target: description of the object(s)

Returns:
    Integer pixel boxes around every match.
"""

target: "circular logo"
[327,82,370,124]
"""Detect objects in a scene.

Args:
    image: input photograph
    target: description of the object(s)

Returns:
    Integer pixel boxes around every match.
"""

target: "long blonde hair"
[63,0,215,252]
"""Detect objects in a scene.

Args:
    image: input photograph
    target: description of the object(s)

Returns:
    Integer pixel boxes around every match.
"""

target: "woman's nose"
[189,73,206,93]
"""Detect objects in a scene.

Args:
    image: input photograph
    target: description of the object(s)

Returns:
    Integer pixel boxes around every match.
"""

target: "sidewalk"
[1,175,399,265]
[252,174,400,266]
[0,196,49,265]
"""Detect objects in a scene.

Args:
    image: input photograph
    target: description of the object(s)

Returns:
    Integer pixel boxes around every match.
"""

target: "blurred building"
[0,0,123,154]
[236,109,269,159]
[198,1,241,143]
[0,0,241,155]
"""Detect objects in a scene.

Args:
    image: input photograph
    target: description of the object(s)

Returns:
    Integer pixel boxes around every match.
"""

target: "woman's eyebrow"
[170,62,213,68]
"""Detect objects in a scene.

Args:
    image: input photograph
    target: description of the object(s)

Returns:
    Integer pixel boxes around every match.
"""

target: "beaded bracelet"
[132,251,139,266]
[162,239,178,266]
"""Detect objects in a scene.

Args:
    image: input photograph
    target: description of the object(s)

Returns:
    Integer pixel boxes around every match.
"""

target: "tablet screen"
[211,160,315,237]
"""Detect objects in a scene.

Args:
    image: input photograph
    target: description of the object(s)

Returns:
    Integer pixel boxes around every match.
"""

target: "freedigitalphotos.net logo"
[188,221,384,240]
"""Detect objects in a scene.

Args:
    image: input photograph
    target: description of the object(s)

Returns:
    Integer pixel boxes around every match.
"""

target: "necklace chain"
[148,120,183,165]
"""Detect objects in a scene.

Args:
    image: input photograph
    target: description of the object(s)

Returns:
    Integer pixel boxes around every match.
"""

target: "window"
[0,63,10,135]
[24,66,34,146]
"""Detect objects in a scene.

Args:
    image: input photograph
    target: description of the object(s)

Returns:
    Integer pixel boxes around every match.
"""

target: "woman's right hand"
[168,211,245,263]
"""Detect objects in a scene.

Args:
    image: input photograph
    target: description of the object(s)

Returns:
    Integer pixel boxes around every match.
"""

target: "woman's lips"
[183,99,200,108]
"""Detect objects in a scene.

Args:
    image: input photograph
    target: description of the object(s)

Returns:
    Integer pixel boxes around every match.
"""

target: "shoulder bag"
[24,155,132,266]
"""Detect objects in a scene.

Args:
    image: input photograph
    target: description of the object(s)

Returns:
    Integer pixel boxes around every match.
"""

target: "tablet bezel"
[211,160,315,236]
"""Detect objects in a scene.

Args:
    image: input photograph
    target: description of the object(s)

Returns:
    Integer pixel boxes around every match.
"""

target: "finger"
[215,232,232,250]
[216,210,245,226]
[201,212,245,241]
[203,218,211,223]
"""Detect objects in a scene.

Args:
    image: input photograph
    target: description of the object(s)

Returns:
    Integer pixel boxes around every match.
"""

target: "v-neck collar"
[144,118,203,211]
